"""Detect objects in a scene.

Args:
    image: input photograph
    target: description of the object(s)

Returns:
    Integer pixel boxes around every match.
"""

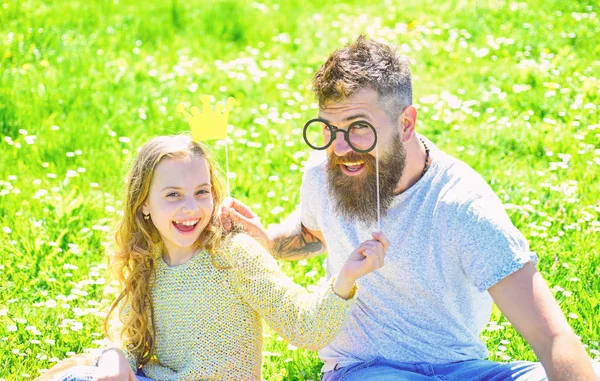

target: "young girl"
[46,135,388,381]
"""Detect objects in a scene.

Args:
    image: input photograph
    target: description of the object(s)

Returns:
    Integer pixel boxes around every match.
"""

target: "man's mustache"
[328,151,375,168]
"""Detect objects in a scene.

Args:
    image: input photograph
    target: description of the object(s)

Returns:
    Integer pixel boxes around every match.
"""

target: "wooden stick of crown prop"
[177,95,236,197]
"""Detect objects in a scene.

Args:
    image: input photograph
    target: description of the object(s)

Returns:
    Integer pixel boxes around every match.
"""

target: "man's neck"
[394,138,431,195]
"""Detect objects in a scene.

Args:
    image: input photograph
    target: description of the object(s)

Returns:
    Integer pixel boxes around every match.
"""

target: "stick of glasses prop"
[303,119,381,231]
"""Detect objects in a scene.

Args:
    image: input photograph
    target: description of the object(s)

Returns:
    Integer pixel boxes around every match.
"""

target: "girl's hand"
[95,349,138,381]
[334,232,389,298]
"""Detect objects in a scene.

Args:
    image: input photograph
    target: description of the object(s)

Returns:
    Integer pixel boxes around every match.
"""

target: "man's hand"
[221,198,273,250]
[95,349,138,381]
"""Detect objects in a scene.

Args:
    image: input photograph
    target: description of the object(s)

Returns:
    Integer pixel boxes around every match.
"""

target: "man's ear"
[397,106,418,142]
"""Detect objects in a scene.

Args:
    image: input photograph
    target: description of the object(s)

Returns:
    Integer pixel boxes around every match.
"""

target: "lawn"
[1,0,599,379]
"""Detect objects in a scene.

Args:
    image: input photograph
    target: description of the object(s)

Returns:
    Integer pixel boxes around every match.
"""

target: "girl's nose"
[181,198,200,214]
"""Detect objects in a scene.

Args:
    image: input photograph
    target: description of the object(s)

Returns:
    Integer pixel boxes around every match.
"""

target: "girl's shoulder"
[223,232,265,251]
[222,233,277,273]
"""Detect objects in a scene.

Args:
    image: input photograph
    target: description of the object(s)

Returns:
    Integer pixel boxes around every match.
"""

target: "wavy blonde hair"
[105,135,226,366]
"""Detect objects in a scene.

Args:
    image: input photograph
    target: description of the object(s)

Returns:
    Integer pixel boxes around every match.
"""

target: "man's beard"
[326,135,406,223]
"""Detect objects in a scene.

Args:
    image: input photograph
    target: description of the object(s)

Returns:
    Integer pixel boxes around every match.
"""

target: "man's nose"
[332,131,352,156]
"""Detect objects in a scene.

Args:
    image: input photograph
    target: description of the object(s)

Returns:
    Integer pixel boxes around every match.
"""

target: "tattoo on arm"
[269,211,324,260]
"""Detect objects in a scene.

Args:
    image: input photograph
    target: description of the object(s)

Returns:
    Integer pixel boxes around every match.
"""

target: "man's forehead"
[318,105,375,123]
[318,90,381,122]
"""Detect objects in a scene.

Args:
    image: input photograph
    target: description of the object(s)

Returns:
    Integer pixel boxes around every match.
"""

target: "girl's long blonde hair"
[105,135,226,366]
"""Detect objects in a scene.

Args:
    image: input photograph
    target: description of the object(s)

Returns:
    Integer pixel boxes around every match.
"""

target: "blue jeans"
[55,365,155,381]
[320,357,600,381]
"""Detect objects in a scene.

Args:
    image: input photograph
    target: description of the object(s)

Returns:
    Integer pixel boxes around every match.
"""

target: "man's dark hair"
[312,35,412,121]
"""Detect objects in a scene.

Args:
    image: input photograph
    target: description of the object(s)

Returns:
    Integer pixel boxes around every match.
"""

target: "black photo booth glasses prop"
[302,118,382,231]
[303,118,378,154]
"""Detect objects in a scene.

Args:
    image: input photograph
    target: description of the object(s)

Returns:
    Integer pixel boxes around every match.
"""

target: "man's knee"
[512,360,600,381]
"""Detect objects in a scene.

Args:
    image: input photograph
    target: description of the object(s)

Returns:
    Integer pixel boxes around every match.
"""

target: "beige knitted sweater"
[117,234,356,380]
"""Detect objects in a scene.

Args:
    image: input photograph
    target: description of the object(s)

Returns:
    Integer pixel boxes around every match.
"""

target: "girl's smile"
[172,218,201,233]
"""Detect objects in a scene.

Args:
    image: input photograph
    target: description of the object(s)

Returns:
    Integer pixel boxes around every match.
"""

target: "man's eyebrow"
[317,114,372,124]
[342,114,371,122]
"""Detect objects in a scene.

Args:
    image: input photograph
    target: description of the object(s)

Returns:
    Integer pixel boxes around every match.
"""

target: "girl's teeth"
[176,220,198,226]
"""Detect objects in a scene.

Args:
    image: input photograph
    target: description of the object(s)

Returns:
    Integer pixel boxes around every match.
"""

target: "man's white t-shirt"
[300,138,537,370]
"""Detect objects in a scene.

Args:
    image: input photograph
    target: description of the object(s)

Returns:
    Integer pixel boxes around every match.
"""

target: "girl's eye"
[166,192,180,198]
[196,189,210,195]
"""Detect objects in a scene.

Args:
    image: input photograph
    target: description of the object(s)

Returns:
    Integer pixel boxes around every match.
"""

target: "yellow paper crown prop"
[177,95,236,142]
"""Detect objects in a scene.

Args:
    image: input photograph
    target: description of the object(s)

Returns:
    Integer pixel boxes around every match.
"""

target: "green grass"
[1,0,599,379]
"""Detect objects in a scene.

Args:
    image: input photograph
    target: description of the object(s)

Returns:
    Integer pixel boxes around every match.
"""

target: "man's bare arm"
[267,209,326,261]
[489,262,597,381]
[221,198,326,261]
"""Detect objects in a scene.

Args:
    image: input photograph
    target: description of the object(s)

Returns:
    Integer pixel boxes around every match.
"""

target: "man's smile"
[340,161,366,176]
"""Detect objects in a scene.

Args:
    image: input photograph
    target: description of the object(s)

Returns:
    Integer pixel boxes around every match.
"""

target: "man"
[222,36,600,380]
